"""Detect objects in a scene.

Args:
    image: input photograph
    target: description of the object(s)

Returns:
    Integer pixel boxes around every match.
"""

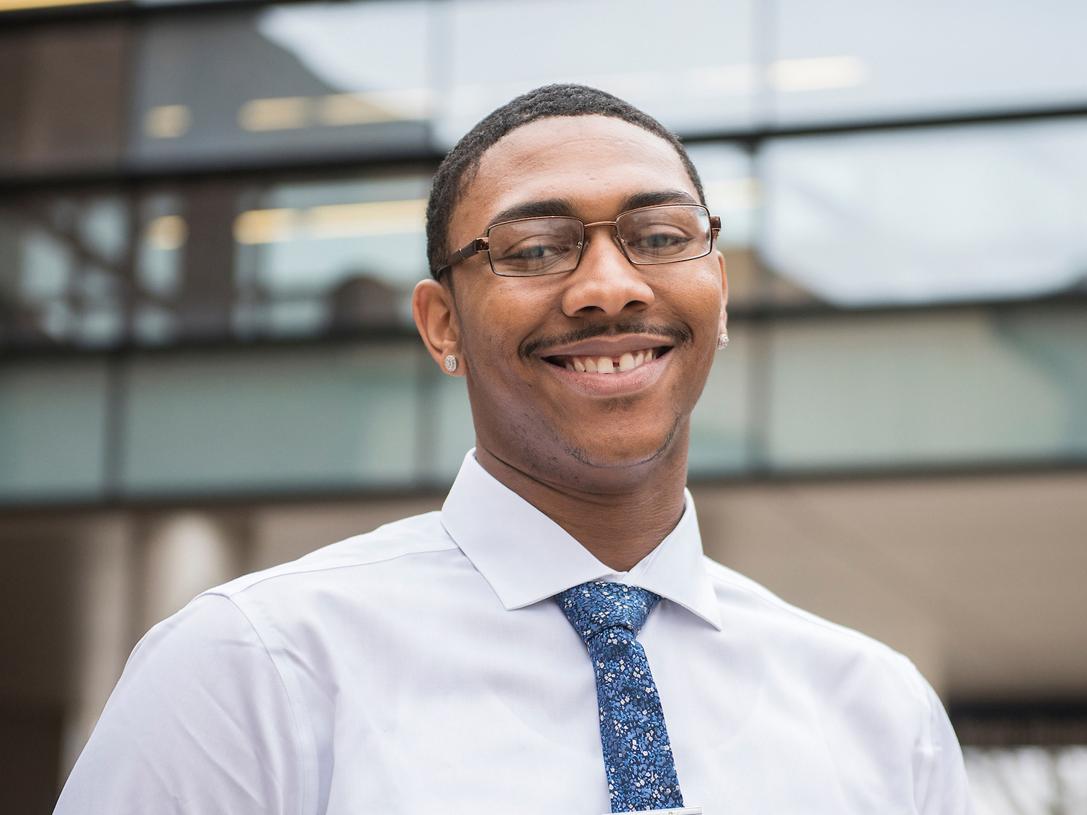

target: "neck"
[474,443,689,572]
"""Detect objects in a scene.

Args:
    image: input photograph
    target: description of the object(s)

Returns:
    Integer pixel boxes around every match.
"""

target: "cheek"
[666,273,724,330]
[459,294,541,388]
[460,280,556,358]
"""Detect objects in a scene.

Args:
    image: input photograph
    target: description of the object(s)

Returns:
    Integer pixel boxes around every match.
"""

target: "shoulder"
[177,510,473,666]
[701,555,932,708]
[117,510,466,729]
[208,510,459,603]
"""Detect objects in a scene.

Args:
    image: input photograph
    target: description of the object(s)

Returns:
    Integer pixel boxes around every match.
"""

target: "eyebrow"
[485,189,700,229]
[619,189,699,211]
[488,198,577,227]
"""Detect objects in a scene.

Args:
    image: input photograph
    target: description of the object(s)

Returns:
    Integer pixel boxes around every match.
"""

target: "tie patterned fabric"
[556,581,685,813]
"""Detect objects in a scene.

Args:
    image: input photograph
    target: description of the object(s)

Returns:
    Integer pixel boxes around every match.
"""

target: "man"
[56,85,972,814]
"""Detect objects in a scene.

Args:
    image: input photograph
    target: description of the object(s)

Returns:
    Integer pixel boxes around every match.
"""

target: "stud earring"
[443,354,458,373]
[716,332,729,351]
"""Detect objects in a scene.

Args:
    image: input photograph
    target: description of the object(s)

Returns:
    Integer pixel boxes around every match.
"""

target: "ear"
[412,278,464,376]
[716,250,729,336]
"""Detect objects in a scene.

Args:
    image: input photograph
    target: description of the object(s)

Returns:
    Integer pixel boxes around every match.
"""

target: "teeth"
[558,348,662,373]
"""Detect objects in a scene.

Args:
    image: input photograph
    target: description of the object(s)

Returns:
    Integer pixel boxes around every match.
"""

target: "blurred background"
[1,0,1086,811]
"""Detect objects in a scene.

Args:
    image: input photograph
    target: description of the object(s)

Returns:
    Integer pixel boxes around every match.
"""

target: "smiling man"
[55,85,972,815]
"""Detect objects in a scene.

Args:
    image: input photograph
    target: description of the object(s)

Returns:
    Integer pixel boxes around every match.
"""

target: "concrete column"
[139,512,242,634]
[60,516,135,783]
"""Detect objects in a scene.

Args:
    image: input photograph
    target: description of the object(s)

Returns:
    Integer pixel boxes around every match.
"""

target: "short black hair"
[425,83,706,280]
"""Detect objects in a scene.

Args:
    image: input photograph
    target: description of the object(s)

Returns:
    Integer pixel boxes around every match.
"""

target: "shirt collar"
[440,450,722,630]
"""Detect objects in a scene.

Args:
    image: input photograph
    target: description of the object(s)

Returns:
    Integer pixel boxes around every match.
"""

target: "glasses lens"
[487,217,583,276]
[618,205,712,264]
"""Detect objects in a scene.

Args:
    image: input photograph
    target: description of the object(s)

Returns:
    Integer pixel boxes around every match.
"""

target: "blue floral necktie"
[556,581,685,813]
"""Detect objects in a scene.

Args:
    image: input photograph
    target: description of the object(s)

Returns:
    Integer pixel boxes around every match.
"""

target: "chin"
[563,426,680,471]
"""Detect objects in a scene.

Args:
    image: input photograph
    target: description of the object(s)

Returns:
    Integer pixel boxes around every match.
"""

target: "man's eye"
[498,240,576,269]
[509,243,561,260]
[644,233,686,247]
[629,230,691,254]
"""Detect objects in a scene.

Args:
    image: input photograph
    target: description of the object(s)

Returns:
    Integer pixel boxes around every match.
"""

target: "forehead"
[452,115,697,235]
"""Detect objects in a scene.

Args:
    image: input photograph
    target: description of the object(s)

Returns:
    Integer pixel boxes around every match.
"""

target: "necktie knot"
[556,581,660,645]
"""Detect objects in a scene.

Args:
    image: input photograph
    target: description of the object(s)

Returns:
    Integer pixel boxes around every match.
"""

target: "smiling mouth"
[542,346,672,373]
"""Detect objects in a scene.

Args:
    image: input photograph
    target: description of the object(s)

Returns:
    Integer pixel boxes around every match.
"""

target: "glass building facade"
[1,1,1086,812]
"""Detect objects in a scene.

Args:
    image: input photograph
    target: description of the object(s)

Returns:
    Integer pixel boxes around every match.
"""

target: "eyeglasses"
[436,203,721,278]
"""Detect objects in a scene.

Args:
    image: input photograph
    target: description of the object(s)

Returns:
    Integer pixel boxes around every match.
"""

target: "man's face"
[445,115,727,488]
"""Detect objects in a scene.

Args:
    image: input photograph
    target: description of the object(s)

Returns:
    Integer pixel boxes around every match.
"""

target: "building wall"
[1,0,1086,811]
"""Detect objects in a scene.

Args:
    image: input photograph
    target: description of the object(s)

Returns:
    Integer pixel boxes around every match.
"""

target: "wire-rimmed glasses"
[436,203,721,278]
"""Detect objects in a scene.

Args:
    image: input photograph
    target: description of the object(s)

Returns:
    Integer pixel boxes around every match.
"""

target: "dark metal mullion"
[6,105,1087,195]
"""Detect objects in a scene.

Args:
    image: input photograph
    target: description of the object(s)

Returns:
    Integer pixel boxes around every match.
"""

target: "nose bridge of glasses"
[579,218,628,259]
[581,218,620,231]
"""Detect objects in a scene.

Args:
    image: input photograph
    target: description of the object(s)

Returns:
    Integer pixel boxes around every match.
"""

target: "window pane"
[0,22,127,175]
[426,372,476,483]
[0,361,108,502]
[0,192,129,348]
[760,119,1087,307]
[686,143,761,307]
[1,170,431,349]
[435,0,755,147]
[688,323,751,476]
[232,172,429,338]
[121,343,424,494]
[130,1,430,169]
[765,306,1087,470]
[771,0,1087,126]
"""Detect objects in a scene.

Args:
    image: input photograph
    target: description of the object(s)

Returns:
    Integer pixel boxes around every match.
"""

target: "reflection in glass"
[772,0,1087,126]
[0,194,128,347]
[130,1,430,168]
[233,172,431,337]
[436,0,755,147]
[761,119,1087,306]
[134,193,187,345]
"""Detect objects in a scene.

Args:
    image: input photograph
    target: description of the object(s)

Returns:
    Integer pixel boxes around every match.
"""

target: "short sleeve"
[913,680,975,815]
[54,593,305,815]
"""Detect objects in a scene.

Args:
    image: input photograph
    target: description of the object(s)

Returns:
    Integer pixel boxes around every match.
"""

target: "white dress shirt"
[56,451,973,815]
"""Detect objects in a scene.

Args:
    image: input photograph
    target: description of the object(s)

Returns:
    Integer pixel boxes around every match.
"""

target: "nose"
[560,227,655,318]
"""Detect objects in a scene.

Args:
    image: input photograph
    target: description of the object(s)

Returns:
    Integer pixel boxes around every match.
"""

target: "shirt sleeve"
[914,679,975,815]
[54,593,306,815]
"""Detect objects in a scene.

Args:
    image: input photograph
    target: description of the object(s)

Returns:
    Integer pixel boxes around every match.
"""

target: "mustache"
[521,321,692,359]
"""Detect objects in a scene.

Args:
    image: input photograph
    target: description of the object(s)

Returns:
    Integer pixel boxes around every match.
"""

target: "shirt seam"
[218,540,459,600]
[208,592,313,815]
[914,680,943,811]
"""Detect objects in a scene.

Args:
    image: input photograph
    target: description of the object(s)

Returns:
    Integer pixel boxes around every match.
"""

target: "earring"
[716,331,729,351]
[443,354,458,373]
